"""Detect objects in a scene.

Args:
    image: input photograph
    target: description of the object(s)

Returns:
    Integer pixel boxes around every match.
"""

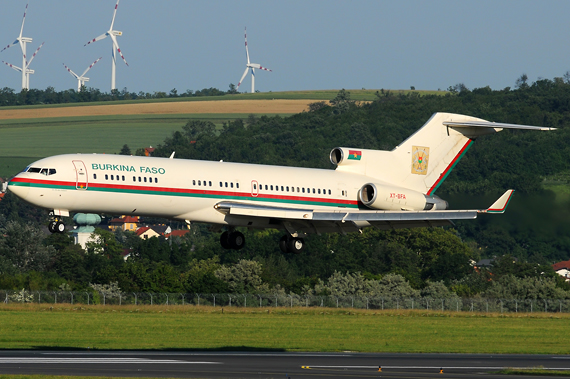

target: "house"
[552,260,570,282]
[108,216,140,232]
[135,225,172,239]
[144,147,155,157]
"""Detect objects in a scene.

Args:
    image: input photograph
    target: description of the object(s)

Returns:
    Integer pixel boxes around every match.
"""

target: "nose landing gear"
[48,219,65,233]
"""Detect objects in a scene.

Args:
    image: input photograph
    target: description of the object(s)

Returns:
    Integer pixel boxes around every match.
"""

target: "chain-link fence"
[1,290,569,313]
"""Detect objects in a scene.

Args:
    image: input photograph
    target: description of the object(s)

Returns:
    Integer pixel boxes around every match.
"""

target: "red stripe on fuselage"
[10,177,358,207]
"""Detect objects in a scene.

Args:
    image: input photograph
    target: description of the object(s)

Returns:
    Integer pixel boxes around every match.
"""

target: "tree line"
[0,85,237,106]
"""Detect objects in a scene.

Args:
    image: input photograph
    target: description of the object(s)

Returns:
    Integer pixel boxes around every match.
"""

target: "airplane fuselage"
[8,153,368,229]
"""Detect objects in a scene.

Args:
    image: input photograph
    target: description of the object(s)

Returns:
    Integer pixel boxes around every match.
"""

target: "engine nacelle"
[358,183,448,211]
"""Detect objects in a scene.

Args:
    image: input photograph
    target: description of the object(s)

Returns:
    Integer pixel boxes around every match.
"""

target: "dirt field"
[0,99,314,120]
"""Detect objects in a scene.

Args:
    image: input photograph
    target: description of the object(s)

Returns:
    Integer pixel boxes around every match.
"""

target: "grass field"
[0,304,569,354]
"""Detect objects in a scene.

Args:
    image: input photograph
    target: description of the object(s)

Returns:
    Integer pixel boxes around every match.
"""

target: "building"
[552,260,570,282]
[108,216,140,232]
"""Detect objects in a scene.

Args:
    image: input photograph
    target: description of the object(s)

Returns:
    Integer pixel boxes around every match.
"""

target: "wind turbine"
[63,57,103,91]
[2,42,44,90]
[84,0,128,91]
[237,27,272,93]
[1,3,43,90]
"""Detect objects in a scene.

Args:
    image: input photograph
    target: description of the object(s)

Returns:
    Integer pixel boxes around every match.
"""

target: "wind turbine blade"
[2,61,22,73]
[250,63,272,72]
[63,63,79,79]
[244,27,250,64]
[19,3,29,38]
[237,67,249,89]
[110,0,120,30]
[109,34,128,66]
[25,42,44,68]
[1,40,19,53]
[81,56,103,76]
[85,33,108,47]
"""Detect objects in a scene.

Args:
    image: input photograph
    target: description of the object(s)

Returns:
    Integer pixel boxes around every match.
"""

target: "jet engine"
[358,183,448,211]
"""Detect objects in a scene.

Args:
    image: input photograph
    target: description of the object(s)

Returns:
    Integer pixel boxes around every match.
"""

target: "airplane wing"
[215,190,514,233]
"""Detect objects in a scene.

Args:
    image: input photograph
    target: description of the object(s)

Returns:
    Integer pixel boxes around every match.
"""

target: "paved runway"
[0,350,568,378]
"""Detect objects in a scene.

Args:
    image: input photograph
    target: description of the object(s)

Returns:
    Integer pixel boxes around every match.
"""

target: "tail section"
[332,112,552,195]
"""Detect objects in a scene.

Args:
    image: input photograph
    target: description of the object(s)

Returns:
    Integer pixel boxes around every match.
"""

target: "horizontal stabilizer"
[443,120,556,131]
[480,190,515,214]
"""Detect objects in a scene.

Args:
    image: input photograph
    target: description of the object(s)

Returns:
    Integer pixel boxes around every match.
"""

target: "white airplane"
[6,112,553,253]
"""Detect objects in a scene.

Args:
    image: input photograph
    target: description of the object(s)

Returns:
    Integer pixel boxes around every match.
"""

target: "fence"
[2,290,570,313]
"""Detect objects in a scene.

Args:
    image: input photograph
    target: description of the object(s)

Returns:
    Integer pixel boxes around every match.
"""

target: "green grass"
[0,304,569,354]
[497,368,570,376]
[0,113,291,178]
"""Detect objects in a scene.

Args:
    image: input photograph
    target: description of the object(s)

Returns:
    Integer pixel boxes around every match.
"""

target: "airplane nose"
[7,179,29,199]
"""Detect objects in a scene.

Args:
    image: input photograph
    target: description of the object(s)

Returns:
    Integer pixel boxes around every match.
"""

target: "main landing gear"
[220,230,246,250]
[48,219,65,234]
[279,235,305,254]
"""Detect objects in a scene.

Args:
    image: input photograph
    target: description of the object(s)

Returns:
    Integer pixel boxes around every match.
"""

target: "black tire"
[48,221,56,233]
[287,237,305,254]
[279,235,290,254]
[55,221,65,233]
[229,231,245,250]
[220,231,231,249]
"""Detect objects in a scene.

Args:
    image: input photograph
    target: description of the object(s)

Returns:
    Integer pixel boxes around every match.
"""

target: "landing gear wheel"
[55,221,65,233]
[287,237,305,254]
[229,231,245,250]
[279,235,290,254]
[220,231,231,249]
[48,221,57,233]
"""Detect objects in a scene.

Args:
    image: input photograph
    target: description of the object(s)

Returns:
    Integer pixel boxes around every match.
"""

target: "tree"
[0,220,55,274]
[119,144,131,155]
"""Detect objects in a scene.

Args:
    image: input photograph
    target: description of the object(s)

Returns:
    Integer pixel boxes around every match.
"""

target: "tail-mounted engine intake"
[358,183,448,211]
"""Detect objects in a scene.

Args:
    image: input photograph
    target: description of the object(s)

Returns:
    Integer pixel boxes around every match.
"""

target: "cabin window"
[198,180,201,186]
[138,177,142,182]
[253,184,257,190]
[225,182,228,188]
[27,167,41,173]
[297,187,300,192]
[148,177,152,183]
[209,181,212,186]
[265,185,268,190]
[49,169,56,175]
[144,177,147,183]
[312,188,315,194]
[281,186,284,191]
[105,174,108,180]
[133,176,136,182]
[230,183,233,188]
[236,183,239,189]
[155,178,158,183]
[110,175,114,180]
[302,188,305,193]
[318,189,321,194]
[220,182,223,187]
[286,186,289,192]
[93,174,97,180]
[193,180,196,185]
[328,189,331,195]
[122,175,125,181]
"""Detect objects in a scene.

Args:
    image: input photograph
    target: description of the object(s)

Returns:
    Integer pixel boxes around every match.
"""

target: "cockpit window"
[26,167,56,175]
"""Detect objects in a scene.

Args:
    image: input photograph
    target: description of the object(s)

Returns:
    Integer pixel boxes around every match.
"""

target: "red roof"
[552,260,570,271]
[166,230,190,238]
[135,227,151,236]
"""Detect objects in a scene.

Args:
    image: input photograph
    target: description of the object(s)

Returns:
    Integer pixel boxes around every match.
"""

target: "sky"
[1,0,569,94]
